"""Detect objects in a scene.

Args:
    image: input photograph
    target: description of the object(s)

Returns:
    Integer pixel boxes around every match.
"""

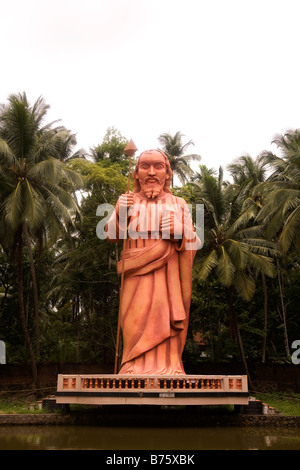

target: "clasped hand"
[119,192,135,208]
[119,192,183,239]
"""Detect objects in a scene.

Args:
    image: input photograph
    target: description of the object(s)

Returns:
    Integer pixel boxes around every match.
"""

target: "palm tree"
[192,168,276,387]
[227,154,268,205]
[0,92,82,389]
[158,131,201,186]
[256,130,300,255]
[250,129,300,358]
[227,154,270,362]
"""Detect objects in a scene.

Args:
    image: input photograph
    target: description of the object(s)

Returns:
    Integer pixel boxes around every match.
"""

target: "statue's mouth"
[146,178,159,183]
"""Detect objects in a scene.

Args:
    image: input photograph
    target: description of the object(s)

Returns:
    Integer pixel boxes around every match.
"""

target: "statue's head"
[132,149,173,198]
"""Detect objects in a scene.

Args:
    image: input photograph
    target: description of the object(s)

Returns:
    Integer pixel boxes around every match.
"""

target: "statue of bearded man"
[105,149,201,374]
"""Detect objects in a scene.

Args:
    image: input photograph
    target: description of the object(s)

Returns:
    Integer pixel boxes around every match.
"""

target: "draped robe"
[105,192,200,375]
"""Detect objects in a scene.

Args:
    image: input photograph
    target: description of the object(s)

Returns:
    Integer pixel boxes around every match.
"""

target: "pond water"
[0,425,299,450]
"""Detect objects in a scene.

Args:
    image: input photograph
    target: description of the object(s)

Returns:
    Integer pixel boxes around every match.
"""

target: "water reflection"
[0,425,299,450]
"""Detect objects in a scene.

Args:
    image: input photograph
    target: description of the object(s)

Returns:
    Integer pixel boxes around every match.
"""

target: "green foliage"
[90,127,134,176]
[92,127,128,162]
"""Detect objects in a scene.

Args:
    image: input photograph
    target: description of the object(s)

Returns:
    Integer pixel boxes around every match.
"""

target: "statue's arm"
[105,193,134,242]
[177,200,202,252]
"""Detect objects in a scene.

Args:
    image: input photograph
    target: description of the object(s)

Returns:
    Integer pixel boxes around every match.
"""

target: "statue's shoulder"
[168,194,187,206]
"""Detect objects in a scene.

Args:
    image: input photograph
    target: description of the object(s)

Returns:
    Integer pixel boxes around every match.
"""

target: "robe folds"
[105,193,200,375]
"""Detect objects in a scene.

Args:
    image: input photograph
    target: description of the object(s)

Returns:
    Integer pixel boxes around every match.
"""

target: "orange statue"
[105,149,201,374]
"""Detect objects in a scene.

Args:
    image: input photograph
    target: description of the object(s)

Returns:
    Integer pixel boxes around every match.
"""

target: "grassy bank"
[0,391,300,416]
[0,394,52,414]
[255,392,300,416]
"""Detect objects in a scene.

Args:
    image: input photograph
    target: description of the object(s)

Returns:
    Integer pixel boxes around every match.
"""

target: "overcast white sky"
[1,0,300,177]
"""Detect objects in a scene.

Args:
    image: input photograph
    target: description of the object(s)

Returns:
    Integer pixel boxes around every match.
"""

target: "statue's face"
[136,151,169,199]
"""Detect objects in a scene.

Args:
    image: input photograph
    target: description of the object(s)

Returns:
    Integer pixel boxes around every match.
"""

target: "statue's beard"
[140,181,164,199]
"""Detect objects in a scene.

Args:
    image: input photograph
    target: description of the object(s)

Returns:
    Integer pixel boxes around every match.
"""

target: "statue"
[105,149,201,374]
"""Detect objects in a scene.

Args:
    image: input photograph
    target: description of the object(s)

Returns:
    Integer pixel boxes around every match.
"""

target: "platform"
[56,374,249,406]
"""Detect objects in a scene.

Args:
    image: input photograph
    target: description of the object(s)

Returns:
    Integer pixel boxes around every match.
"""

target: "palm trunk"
[16,236,39,392]
[0,284,9,309]
[276,259,290,357]
[261,273,268,363]
[23,223,40,360]
[226,287,255,390]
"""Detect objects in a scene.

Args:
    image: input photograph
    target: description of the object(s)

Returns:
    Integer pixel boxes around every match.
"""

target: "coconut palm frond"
[246,251,276,278]
[234,269,256,301]
[196,249,218,282]
[215,246,236,287]
[2,181,23,230]
[278,204,300,254]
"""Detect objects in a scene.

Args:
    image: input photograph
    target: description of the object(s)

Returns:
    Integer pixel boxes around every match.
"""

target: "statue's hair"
[132,149,173,194]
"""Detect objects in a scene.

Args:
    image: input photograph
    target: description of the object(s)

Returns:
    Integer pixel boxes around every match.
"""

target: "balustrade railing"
[58,374,246,393]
